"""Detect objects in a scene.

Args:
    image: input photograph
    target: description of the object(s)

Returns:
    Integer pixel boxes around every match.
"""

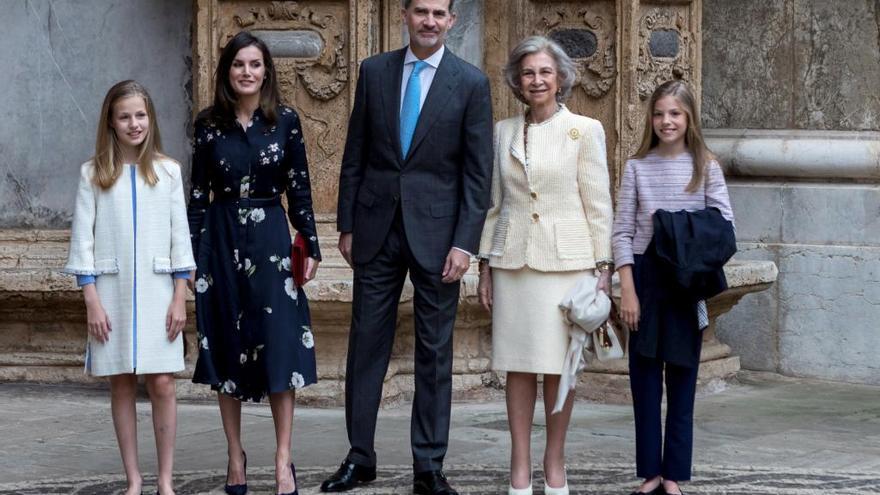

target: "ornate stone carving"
[637,9,694,99]
[226,1,348,101]
[538,9,616,99]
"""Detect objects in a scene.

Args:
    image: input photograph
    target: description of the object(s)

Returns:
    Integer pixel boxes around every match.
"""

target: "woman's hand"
[620,287,640,331]
[83,285,111,343]
[166,279,188,341]
[477,262,492,312]
[617,264,639,331]
[303,257,320,285]
[596,269,612,296]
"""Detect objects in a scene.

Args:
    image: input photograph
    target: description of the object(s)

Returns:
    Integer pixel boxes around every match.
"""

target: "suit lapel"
[381,48,407,165]
[405,50,460,163]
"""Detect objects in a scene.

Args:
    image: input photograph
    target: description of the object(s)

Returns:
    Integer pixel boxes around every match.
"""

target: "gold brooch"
[568,128,580,140]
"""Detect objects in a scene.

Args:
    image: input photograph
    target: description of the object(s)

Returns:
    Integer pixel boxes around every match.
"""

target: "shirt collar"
[404,45,445,69]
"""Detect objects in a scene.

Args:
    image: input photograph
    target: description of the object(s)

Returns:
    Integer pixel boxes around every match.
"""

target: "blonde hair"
[633,80,713,192]
[93,80,164,189]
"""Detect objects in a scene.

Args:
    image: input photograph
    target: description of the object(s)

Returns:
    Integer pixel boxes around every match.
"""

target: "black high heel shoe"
[278,462,298,495]
[225,451,248,495]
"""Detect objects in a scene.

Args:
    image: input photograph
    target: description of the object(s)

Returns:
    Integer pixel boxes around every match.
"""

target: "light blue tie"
[400,61,428,158]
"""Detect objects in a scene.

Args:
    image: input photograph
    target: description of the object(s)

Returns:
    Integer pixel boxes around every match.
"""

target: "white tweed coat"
[478,107,613,271]
[64,158,196,376]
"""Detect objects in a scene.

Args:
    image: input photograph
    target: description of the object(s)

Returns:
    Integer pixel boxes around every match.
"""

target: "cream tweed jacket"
[64,158,196,376]
[479,107,613,271]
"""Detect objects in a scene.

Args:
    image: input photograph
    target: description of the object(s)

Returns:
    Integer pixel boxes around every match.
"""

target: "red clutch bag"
[291,233,308,287]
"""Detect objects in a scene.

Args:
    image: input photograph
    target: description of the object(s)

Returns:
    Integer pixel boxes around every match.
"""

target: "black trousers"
[344,210,460,473]
[629,350,700,482]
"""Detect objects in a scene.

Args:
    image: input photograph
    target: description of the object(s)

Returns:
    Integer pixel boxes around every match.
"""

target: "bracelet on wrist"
[595,260,614,272]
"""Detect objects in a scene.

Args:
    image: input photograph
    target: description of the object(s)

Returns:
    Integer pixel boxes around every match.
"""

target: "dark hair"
[402,0,455,11]
[211,31,281,126]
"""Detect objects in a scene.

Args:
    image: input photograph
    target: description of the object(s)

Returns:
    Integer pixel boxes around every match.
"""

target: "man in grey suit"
[321,1,493,494]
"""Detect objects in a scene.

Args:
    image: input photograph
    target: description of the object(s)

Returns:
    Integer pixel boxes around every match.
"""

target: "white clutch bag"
[588,314,624,362]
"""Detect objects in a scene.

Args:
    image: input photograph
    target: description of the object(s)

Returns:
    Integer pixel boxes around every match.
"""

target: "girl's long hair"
[633,80,713,192]
[93,80,163,189]
[210,31,281,126]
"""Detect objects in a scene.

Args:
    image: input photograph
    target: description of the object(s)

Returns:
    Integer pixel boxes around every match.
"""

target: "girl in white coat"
[64,80,196,495]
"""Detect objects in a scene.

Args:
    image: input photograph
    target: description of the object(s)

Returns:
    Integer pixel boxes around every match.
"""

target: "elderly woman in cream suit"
[478,36,613,495]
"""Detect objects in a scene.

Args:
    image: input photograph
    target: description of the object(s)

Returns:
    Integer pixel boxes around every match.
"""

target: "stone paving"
[0,372,879,494]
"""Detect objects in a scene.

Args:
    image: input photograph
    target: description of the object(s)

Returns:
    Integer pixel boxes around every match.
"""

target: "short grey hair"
[503,36,577,104]
[402,0,455,11]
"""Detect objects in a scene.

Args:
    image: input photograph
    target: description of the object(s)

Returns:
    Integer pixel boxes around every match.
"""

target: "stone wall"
[703,0,880,131]
[703,0,880,384]
[0,0,193,229]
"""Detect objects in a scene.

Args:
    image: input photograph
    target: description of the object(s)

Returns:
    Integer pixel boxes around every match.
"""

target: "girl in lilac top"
[612,80,733,495]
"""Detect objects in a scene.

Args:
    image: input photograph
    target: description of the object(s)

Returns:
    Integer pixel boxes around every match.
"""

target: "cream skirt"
[491,266,589,375]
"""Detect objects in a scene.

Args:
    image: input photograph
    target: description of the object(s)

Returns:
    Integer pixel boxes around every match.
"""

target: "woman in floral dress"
[187,31,320,495]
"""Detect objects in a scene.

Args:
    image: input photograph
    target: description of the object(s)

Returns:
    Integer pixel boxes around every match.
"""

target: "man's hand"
[441,248,470,284]
[338,232,353,268]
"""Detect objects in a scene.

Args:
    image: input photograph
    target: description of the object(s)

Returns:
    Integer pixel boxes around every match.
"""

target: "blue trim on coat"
[76,275,96,286]
[130,165,138,371]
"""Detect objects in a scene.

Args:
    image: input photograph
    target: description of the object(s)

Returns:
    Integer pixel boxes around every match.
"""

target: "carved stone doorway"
[485,0,703,190]
[192,0,391,216]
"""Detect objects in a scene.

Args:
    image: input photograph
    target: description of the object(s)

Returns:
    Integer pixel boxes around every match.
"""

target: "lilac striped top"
[612,151,734,267]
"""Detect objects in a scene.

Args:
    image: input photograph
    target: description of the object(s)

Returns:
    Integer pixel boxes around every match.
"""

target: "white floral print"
[284,277,298,301]
[195,277,209,293]
[301,327,314,349]
[269,254,291,272]
[239,353,247,364]
[249,208,266,223]
[289,372,305,389]
[200,336,209,350]
[221,379,237,394]
[240,175,251,198]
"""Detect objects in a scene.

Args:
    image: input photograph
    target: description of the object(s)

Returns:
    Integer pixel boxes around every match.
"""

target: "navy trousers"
[629,351,699,481]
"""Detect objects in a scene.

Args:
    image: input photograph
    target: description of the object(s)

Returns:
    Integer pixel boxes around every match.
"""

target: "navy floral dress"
[187,105,321,402]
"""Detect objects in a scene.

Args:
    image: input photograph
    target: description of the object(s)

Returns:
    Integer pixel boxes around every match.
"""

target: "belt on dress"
[214,195,282,207]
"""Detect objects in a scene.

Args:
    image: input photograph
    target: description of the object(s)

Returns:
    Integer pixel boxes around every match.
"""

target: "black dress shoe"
[320,460,377,492]
[413,470,458,495]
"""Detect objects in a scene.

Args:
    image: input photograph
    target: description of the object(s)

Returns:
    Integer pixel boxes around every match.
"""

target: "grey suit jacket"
[336,47,494,272]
